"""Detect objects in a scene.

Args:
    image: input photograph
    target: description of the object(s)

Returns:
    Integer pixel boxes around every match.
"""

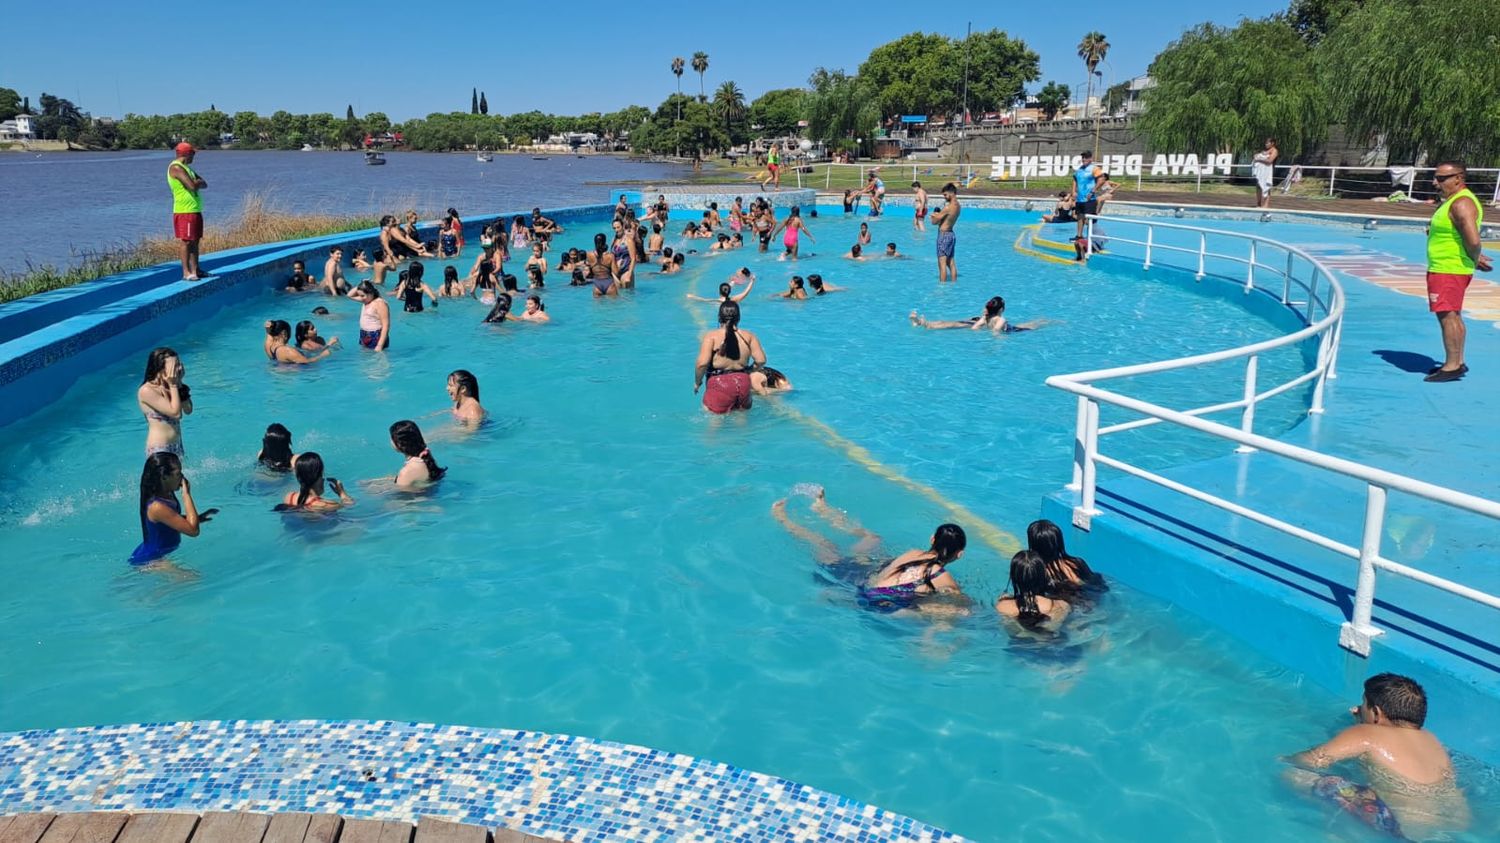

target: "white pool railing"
[1047,216,1500,656]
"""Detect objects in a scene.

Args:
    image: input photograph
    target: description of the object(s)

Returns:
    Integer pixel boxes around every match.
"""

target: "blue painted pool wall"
[0,205,613,429]
[1040,491,1500,767]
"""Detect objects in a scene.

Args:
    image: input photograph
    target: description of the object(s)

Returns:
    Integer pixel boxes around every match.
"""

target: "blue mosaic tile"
[0,720,966,842]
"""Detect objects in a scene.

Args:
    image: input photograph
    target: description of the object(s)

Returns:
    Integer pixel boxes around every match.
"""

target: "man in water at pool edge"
[1283,673,1469,837]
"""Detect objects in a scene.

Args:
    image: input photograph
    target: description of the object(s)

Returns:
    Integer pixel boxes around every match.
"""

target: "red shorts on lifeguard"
[1426,271,1471,312]
[174,212,204,242]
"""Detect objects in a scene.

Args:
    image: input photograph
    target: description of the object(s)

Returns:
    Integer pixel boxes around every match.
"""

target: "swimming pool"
[1,207,1495,840]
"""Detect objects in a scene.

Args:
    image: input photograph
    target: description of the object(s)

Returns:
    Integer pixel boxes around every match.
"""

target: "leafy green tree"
[1288,0,1364,44]
[634,94,727,157]
[307,113,339,147]
[1102,81,1129,116]
[805,68,880,152]
[602,106,650,139]
[857,33,959,119]
[117,114,173,148]
[1077,32,1110,117]
[962,29,1041,115]
[232,111,261,145]
[1140,19,1325,158]
[692,51,710,101]
[1318,0,1500,162]
[364,112,392,136]
[749,88,807,137]
[0,87,21,122]
[1035,82,1071,120]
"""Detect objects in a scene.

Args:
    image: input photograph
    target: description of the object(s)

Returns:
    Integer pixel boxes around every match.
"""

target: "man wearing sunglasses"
[1424,161,1490,382]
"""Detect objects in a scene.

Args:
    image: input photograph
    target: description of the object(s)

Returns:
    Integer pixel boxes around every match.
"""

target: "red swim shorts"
[702,372,752,414]
[1426,272,1472,312]
[174,212,204,242]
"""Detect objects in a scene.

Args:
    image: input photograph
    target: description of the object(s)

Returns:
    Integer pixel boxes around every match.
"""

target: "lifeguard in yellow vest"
[168,142,208,281]
[1423,161,1491,382]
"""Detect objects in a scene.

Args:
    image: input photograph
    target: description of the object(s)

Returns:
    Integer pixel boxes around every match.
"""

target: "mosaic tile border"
[0,720,965,843]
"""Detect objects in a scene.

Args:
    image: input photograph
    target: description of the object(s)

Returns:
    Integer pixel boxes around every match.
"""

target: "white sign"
[990,153,1235,179]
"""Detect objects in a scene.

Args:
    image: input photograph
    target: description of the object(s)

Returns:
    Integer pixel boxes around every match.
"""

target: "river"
[0,150,694,270]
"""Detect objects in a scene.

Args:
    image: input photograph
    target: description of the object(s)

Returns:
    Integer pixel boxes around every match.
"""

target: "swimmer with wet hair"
[661,252,686,275]
[843,243,865,260]
[994,550,1071,634]
[910,296,1041,333]
[749,365,792,395]
[389,419,446,487]
[775,276,808,300]
[279,452,354,511]
[517,295,550,322]
[321,246,350,296]
[446,370,485,423]
[884,242,903,258]
[264,320,334,364]
[687,271,757,303]
[1285,673,1469,837]
[807,274,844,295]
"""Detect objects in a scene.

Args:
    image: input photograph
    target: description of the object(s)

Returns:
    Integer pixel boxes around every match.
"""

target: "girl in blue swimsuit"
[129,452,212,568]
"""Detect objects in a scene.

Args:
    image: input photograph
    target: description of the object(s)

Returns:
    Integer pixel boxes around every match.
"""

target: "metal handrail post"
[1236,355,1259,453]
[1077,399,1101,524]
[1246,241,1257,291]
[1283,252,1293,305]
[1340,484,1389,656]
[1143,227,1154,270]
[1068,395,1087,490]
[1196,232,1206,279]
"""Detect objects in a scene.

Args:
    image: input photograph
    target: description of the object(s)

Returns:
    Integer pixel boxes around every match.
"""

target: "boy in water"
[1285,673,1469,838]
[321,246,350,296]
[285,260,315,292]
[912,181,928,231]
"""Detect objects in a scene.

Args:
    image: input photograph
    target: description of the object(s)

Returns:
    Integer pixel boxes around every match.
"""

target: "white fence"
[1046,216,1500,656]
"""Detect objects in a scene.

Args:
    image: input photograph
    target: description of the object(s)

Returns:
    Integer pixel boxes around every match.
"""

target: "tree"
[1140,19,1325,158]
[346,104,356,121]
[1319,0,1499,162]
[364,112,392,136]
[22,96,31,115]
[962,29,1041,116]
[1102,81,1129,116]
[1035,82,1071,120]
[1077,32,1110,118]
[479,92,488,115]
[1288,0,1365,44]
[749,88,807,137]
[632,94,728,157]
[0,87,20,122]
[857,32,960,119]
[671,57,685,94]
[712,81,747,144]
[805,68,880,153]
[692,51,709,102]
[471,88,478,115]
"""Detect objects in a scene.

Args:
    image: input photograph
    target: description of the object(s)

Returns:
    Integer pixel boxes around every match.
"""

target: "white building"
[0,114,36,141]
[1125,75,1155,115]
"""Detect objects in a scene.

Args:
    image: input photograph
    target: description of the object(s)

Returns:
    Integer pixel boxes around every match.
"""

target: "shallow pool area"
[2,204,1497,841]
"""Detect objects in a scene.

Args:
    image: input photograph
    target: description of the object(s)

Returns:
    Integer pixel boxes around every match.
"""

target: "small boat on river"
[364,151,386,166]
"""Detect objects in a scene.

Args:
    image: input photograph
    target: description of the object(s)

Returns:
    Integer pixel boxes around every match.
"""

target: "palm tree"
[713,81,746,139]
[692,52,709,102]
[1077,32,1110,119]
[671,57,686,95]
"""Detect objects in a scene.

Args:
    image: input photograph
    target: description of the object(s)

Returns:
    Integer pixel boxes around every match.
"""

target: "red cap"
[175,142,195,156]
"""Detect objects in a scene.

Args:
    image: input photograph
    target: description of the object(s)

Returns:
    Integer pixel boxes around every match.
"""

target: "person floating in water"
[694,300,766,414]
[909,296,1041,333]
[1284,673,1470,839]
[771,485,968,615]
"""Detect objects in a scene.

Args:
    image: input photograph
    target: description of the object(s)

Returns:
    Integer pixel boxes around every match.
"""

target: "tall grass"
[0,192,383,306]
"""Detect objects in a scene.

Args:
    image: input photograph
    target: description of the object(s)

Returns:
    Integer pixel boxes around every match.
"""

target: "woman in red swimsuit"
[693,301,766,414]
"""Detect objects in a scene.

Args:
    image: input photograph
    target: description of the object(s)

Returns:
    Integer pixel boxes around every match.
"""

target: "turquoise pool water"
[1,208,1494,841]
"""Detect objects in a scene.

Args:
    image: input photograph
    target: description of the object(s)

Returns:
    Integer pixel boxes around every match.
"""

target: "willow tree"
[1139,19,1326,158]
[805,68,880,153]
[1318,0,1500,163]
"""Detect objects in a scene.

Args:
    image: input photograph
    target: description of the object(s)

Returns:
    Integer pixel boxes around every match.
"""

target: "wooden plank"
[413,818,488,843]
[262,814,341,843]
[337,819,412,843]
[191,813,270,843]
[489,831,551,843]
[37,812,128,843]
[0,814,57,843]
[115,813,199,843]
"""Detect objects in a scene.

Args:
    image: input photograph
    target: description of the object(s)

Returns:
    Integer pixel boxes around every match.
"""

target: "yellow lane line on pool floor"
[1013,225,1077,265]
[681,265,1021,557]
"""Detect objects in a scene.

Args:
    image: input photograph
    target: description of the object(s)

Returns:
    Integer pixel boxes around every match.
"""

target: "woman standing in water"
[350,281,391,350]
[389,420,446,488]
[771,485,968,614]
[771,206,815,259]
[130,451,213,568]
[694,300,766,414]
[586,232,620,297]
[447,370,485,423]
[138,347,192,457]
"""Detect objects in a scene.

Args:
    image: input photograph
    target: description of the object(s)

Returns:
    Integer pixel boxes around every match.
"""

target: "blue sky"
[6,0,1287,120]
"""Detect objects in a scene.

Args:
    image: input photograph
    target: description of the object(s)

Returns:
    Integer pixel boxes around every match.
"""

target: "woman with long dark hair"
[279,452,354,511]
[295,319,337,352]
[138,347,192,457]
[446,370,485,423]
[771,486,968,614]
[694,300,766,414]
[389,420,446,487]
[393,261,439,312]
[995,550,1071,633]
[1027,518,1105,595]
[264,320,334,364]
[129,452,212,567]
[257,423,296,472]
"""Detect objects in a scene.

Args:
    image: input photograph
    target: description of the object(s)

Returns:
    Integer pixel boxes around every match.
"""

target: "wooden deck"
[0,812,566,843]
